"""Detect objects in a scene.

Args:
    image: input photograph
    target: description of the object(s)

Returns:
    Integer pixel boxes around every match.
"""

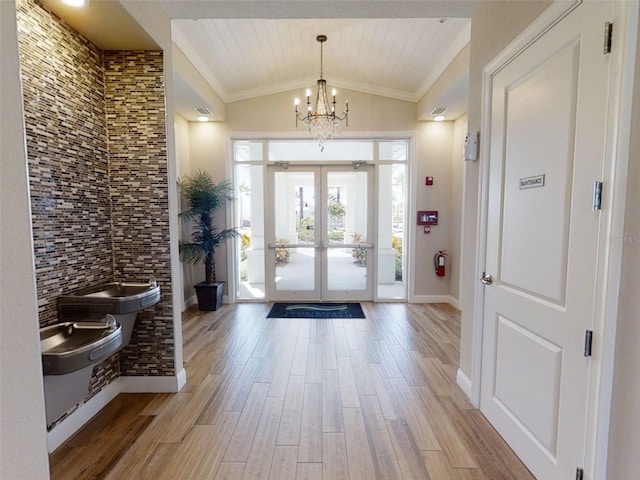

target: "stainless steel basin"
[41,318,123,375]
[58,276,160,316]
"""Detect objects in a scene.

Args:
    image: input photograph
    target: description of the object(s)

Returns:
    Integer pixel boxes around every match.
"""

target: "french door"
[266,164,374,301]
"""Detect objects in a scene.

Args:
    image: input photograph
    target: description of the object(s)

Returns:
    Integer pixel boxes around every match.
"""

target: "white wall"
[459,0,552,376]
[607,3,640,476]
[449,113,467,303]
[0,1,51,478]
[173,114,192,311]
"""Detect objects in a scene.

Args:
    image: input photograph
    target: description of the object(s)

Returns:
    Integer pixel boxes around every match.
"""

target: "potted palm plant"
[178,171,239,311]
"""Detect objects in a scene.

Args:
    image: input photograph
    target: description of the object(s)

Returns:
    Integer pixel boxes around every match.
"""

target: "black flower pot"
[194,281,224,311]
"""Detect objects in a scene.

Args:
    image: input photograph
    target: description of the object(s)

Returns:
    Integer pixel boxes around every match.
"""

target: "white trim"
[484,1,581,76]
[119,370,187,393]
[456,368,473,400]
[46,380,120,453]
[411,294,458,306]
[185,294,198,309]
[225,133,238,305]
[406,134,417,306]
[46,369,188,452]
[228,132,416,304]
[162,46,186,394]
[416,24,471,101]
[448,296,460,310]
[588,2,638,477]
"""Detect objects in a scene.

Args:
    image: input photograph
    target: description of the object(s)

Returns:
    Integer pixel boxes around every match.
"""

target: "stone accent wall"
[104,51,175,376]
[17,0,112,327]
[16,0,175,426]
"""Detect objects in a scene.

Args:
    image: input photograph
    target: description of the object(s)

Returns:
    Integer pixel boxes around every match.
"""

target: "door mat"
[267,303,365,319]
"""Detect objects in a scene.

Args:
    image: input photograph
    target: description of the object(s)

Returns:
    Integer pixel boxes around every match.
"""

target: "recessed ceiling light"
[197,116,209,122]
[434,115,446,122]
[62,0,89,7]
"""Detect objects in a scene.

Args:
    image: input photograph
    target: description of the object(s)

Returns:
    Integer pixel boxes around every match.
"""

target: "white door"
[266,165,374,302]
[480,2,612,479]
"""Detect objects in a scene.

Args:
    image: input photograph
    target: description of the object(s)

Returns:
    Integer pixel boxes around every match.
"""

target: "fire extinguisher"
[434,250,447,277]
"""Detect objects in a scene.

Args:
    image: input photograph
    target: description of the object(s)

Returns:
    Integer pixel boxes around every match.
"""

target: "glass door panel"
[267,166,373,302]
[323,168,373,301]
[269,170,320,300]
[376,164,406,299]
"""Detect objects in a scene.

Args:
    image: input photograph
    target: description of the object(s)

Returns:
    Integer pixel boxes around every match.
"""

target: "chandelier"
[295,35,349,151]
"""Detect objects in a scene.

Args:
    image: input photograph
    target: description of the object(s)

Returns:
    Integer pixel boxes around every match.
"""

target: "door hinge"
[604,22,613,54]
[584,330,593,357]
[576,466,584,480]
[593,181,603,210]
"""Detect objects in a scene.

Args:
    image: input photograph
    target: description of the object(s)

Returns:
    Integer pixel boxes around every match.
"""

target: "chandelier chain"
[320,39,323,78]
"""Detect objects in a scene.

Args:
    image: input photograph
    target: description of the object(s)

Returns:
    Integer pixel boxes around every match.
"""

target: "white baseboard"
[176,368,187,391]
[119,371,187,393]
[46,369,188,453]
[456,368,473,401]
[448,296,460,310]
[46,380,121,453]
[185,294,198,309]
[411,294,458,306]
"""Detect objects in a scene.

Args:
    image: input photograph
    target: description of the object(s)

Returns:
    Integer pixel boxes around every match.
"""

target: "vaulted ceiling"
[40,0,477,122]
[172,18,470,104]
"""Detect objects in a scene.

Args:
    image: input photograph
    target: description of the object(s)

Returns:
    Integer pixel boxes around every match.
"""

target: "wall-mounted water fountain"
[57,275,160,348]
[40,316,122,425]
[41,276,161,425]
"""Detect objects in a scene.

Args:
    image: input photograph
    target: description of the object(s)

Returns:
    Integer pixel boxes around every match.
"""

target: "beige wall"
[459,0,552,375]
[0,1,51,478]
[449,114,467,303]
[414,121,455,297]
[417,45,470,120]
[185,89,457,299]
[607,3,640,477]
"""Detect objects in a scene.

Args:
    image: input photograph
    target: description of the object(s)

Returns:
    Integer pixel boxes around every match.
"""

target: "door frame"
[263,163,376,302]
[225,133,417,305]
[468,0,638,477]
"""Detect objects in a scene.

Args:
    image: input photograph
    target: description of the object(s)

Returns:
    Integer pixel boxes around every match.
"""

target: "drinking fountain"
[40,316,122,425]
[57,275,160,348]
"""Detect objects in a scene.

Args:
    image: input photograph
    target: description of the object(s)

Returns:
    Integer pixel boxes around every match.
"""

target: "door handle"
[480,272,493,285]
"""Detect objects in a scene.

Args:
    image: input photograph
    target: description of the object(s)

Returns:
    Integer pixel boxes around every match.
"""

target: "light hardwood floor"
[49,303,535,479]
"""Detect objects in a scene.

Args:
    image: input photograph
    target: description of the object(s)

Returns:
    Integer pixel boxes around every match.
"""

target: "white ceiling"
[39,0,475,122]
[172,18,471,104]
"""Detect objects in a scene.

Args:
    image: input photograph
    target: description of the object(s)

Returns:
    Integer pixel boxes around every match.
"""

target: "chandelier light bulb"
[293,35,350,151]
[294,98,300,106]
[62,0,88,6]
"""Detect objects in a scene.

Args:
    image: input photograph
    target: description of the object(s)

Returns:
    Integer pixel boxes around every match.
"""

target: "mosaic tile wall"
[16,0,175,426]
[17,0,113,328]
[104,51,175,376]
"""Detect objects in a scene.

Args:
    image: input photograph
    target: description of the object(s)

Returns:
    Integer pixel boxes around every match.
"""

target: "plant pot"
[194,282,224,311]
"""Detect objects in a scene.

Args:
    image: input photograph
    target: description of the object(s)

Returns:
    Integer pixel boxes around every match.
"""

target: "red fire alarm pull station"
[417,211,438,225]
[425,176,434,185]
